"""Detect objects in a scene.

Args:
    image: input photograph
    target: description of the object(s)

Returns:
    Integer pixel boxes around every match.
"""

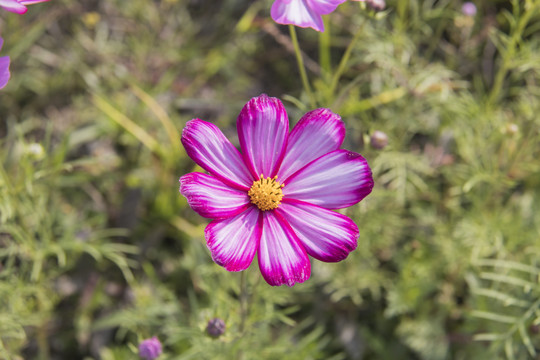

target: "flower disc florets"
[248,175,284,211]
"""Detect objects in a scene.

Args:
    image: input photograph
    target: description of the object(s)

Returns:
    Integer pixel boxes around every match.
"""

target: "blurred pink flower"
[0,0,49,14]
[271,0,364,32]
[366,0,385,11]
[0,37,10,89]
[180,94,373,286]
[461,2,477,17]
[138,337,162,360]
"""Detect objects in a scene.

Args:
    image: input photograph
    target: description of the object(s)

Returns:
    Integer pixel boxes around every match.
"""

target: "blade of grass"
[93,94,160,154]
[130,84,181,152]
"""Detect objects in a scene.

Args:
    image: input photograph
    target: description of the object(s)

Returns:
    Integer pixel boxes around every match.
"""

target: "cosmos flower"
[0,37,10,90]
[0,0,49,14]
[180,94,373,287]
[138,337,162,360]
[271,0,363,32]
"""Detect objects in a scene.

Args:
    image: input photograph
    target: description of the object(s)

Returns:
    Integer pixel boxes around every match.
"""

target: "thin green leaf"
[471,311,517,324]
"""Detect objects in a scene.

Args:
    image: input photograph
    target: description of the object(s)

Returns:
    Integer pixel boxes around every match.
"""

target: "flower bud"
[26,143,45,160]
[206,318,226,338]
[461,2,477,17]
[366,0,385,12]
[504,123,519,135]
[370,130,388,149]
[138,337,162,360]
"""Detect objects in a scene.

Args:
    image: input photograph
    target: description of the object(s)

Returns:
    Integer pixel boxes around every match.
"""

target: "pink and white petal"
[278,201,358,262]
[279,108,345,181]
[0,56,10,90]
[237,94,289,179]
[182,119,252,191]
[0,37,3,50]
[0,0,28,14]
[19,0,49,4]
[306,0,347,15]
[258,211,310,287]
[180,172,250,219]
[283,149,373,209]
[271,0,325,32]
[205,206,261,272]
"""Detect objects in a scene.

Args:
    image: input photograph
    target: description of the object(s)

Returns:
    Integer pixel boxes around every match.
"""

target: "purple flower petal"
[258,211,310,287]
[237,94,289,179]
[0,0,28,13]
[182,119,253,191]
[271,0,346,32]
[283,149,373,209]
[0,39,9,89]
[180,172,250,219]
[19,0,49,4]
[138,337,162,360]
[278,201,358,262]
[271,0,324,32]
[279,108,345,181]
[462,2,477,17]
[205,206,261,272]
[0,56,9,89]
[306,0,348,14]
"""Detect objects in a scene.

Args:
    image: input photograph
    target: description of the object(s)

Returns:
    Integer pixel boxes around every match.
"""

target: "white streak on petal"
[182,119,252,191]
[279,108,345,181]
[237,94,289,178]
[278,201,358,262]
[258,211,310,286]
[283,149,373,209]
[180,172,250,219]
[205,207,261,272]
[271,0,325,32]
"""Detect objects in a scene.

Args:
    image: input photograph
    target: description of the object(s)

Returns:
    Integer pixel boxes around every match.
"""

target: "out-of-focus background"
[1,0,540,359]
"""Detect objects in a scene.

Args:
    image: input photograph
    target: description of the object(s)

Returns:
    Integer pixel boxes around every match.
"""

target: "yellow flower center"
[248,175,284,211]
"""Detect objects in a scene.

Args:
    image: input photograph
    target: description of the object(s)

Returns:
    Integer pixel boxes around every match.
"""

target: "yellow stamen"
[248,174,284,211]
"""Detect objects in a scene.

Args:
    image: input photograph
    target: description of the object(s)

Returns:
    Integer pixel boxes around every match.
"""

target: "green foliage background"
[1,0,540,359]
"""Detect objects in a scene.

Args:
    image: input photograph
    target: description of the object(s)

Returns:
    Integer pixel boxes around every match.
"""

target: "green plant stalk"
[93,94,161,154]
[239,271,248,333]
[488,2,538,105]
[319,17,332,75]
[488,297,540,357]
[130,84,181,152]
[329,19,365,98]
[339,86,408,116]
[289,25,316,108]
[37,295,50,360]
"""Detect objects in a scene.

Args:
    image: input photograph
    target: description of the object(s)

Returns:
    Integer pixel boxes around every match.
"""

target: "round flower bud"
[366,0,386,12]
[370,130,388,149]
[27,143,45,159]
[138,337,162,360]
[206,318,226,338]
[461,2,477,17]
[505,123,519,135]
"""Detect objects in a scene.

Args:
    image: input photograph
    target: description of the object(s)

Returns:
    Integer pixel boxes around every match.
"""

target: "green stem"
[488,2,538,105]
[329,19,365,98]
[289,25,316,108]
[37,295,50,360]
[319,17,331,75]
[239,271,248,333]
